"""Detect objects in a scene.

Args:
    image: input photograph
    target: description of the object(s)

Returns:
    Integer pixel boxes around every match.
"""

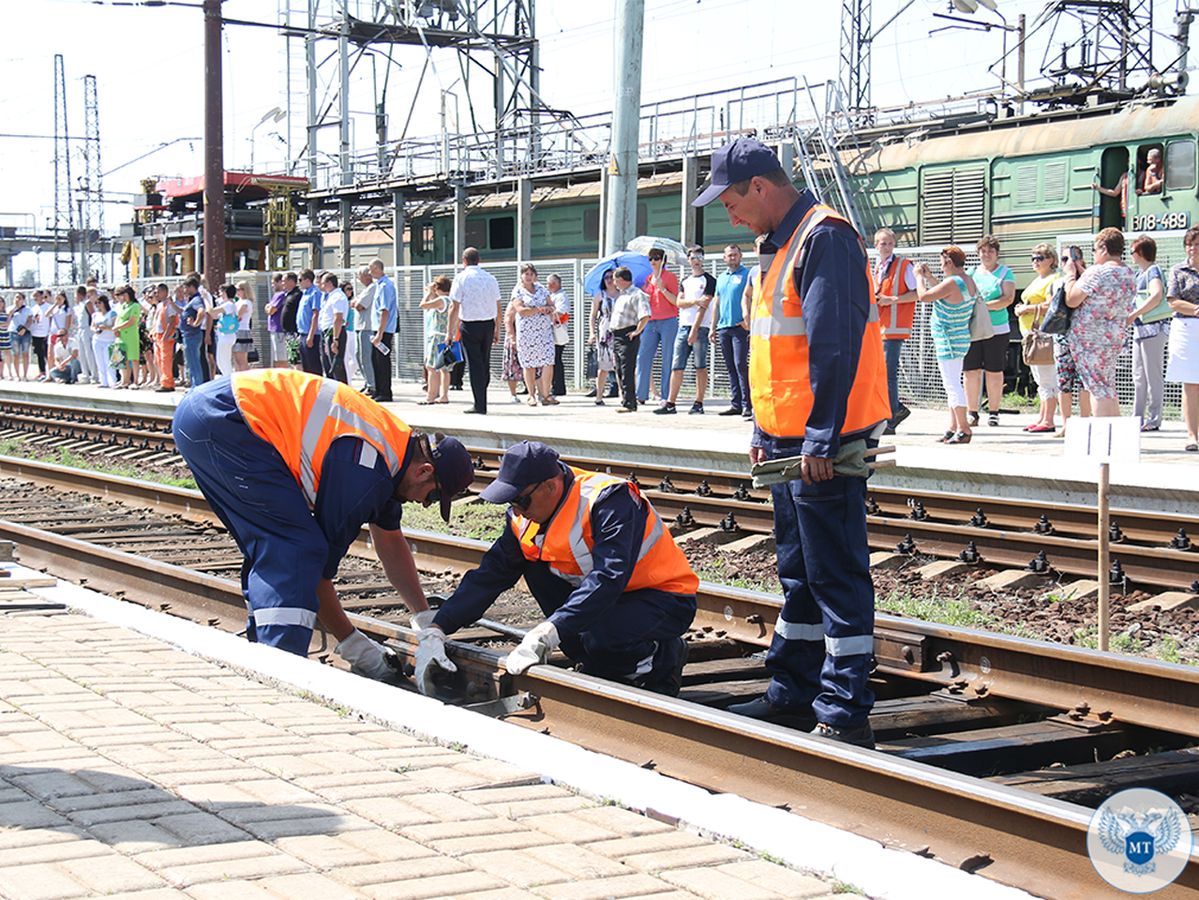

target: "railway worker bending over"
[415,441,697,697]
[172,369,475,679]
[693,138,890,749]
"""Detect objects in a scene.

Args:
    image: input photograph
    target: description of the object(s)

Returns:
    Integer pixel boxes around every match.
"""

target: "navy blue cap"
[479,441,562,504]
[429,436,474,522]
[692,138,783,207]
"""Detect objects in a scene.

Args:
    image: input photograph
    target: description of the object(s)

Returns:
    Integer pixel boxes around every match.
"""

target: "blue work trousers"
[636,317,677,403]
[764,465,875,728]
[172,377,325,655]
[183,333,207,389]
[523,563,695,691]
[883,338,906,418]
[717,326,751,413]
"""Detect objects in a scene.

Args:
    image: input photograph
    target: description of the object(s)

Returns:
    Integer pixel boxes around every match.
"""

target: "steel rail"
[2,453,1197,741]
[2,513,1195,896]
[4,400,1198,588]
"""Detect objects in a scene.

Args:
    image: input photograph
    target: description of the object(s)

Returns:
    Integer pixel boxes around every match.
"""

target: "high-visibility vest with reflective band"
[232,369,410,508]
[510,468,699,597]
[749,204,891,440]
[876,255,915,339]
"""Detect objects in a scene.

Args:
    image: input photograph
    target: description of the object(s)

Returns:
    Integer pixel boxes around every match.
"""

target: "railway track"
[2,398,1198,594]
[0,454,1196,898]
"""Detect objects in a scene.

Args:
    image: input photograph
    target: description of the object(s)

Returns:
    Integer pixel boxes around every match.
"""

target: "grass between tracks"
[0,439,199,490]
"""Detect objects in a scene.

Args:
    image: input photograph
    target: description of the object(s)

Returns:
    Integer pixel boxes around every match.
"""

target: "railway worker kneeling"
[415,441,697,696]
[694,138,890,749]
[172,369,474,679]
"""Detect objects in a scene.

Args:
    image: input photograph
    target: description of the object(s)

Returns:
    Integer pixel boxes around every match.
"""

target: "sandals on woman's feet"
[937,430,955,443]
[947,431,972,444]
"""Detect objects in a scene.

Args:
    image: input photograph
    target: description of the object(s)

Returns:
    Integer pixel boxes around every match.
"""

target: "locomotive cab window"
[1136,143,1164,195]
[1166,140,1196,192]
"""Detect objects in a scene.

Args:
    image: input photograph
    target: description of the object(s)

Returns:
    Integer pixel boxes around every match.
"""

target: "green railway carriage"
[351,93,1199,278]
[853,94,1199,286]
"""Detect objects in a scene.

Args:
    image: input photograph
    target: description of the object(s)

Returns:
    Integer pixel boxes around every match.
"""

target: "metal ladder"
[791,77,868,237]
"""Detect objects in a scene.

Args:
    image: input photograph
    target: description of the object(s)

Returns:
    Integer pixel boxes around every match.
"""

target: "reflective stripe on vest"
[749,203,892,439]
[511,469,697,596]
[233,369,410,508]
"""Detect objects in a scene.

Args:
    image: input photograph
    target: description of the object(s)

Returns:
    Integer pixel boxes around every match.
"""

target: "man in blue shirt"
[693,138,886,749]
[413,442,696,697]
[178,276,209,389]
[368,258,399,402]
[173,370,476,678]
[709,244,752,418]
[296,269,323,375]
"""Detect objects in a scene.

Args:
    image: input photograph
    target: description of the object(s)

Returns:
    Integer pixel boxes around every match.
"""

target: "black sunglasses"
[512,484,538,511]
[1030,255,1047,262]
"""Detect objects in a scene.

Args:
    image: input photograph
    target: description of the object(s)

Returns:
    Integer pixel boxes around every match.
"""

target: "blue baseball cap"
[429,435,474,522]
[692,137,783,207]
[479,441,563,504]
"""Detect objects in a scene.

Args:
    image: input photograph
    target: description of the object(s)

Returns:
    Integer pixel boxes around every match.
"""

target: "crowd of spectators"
[4,226,1198,452]
[911,228,1199,451]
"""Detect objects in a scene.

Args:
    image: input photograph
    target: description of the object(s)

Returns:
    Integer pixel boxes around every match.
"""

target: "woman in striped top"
[915,246,977,444]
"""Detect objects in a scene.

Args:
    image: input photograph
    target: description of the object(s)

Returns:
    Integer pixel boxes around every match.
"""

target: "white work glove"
[410,609,436,630]
[414,627,457,696]
[505,621,560,675]
[335,629,399,681]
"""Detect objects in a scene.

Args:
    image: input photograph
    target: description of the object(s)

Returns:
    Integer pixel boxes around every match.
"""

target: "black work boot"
[811,720,875,750]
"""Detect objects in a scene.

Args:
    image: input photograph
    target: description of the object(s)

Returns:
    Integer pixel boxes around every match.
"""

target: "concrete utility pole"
[203,0,226,290]
[603,0,645,256]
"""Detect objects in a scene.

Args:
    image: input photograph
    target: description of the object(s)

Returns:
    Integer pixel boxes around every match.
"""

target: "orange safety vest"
[510,467,699,597]
[232,369,411,507]
[876,255,915,340]
[749,203,891,440]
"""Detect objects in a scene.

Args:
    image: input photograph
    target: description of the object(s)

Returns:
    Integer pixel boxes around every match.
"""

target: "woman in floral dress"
[511,263,556,405]
[1064,227,1137,418]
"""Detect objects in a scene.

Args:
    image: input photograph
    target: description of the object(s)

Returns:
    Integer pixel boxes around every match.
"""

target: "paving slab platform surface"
[3,376,1194,512]
[0,567,1032,900]
[0,611,839,899]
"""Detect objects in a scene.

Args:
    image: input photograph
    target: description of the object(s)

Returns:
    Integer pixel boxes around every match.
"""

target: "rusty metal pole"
[203,0,226,291]
[1097,461,1111,651]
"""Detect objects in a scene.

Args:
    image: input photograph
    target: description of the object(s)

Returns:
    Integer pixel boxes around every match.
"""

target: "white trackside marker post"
[1063,416,1141,652]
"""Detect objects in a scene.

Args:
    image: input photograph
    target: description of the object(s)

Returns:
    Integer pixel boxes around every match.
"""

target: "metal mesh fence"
[26,231,1185,414]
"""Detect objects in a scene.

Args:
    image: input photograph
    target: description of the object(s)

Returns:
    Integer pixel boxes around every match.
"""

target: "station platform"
[0,566,1027,900]
[1,376,1196,513]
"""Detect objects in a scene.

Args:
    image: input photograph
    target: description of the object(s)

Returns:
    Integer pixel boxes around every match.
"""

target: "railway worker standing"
[873,228,918,433]
[693,138,890,748]
[172,368,475,678]
[414,441,697,697]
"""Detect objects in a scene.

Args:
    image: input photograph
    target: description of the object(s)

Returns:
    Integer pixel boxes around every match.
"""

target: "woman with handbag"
[965,236,1015,427]
[1064,228,1137,418]
[1013,243,1063,433]
[589,271,619,406]
[511,263,556,406]
[1165,225,1199,452]
[420,276,453,405]
[1127,236,1169,432]
[915,247,977,444]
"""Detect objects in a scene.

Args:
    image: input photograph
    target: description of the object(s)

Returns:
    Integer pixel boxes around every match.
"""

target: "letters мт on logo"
[1088,788,1192,893]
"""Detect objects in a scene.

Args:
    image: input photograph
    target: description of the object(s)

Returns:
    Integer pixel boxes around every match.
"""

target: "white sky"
[0,0,1185,277]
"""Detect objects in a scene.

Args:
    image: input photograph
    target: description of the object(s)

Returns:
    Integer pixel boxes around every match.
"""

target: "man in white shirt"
[352,266,377,395]
[317,271,349,383]
[547,273,571,396]
[48,334,82,384]
[446,247,501,415]
[655,249,717,415]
